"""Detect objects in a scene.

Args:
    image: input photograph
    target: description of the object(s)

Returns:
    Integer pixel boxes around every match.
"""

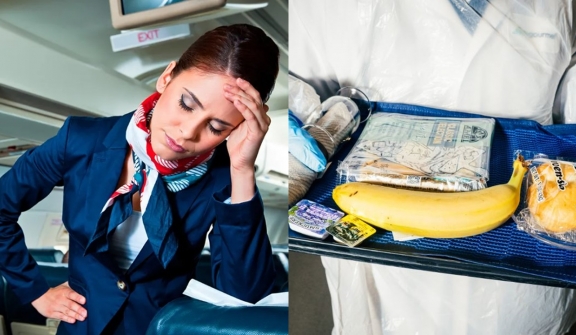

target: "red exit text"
[138,29,160,42]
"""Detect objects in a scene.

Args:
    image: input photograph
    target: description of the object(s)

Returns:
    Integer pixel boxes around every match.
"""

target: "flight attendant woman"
[0,24,280,334]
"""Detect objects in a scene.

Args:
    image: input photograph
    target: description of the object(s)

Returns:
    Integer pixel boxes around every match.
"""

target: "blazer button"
[117,280,127,291]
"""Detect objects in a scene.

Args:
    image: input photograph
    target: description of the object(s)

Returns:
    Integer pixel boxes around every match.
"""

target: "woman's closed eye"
[178,95,194,112]
[208,123,223,136]
[177,93,226,136]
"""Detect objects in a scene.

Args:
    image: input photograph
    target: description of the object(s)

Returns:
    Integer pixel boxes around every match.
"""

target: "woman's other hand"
[223,77,271,174]
[31,281,87,323]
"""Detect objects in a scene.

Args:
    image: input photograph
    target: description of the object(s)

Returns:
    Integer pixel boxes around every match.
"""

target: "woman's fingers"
[67,288,86,305]
[32,283,88,324]
[223,79,266,109]
[223,79,272,136]
[223,82,255,101]
[54,312,76,324]
[236,77,263,103]
[232,100,266,136]
[229,94,269,131]
[65,298,87,319]
[224,91,269,133]
[57,285,87,322]
[59,304,84,322]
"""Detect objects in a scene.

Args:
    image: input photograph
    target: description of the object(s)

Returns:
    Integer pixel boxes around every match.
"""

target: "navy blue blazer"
[0,112,276,335]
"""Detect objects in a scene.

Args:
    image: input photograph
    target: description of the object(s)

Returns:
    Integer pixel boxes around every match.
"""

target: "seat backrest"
[0,315,7,335]
[28,250,63,264]
[10,322,51,335]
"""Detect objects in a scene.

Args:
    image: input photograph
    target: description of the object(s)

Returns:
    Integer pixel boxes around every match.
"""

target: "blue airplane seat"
[148,251,288,335]
[145,297,288,335]
[28,249,64,263]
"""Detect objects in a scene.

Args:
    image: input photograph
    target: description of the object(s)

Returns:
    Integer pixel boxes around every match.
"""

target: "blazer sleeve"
[208,185,276,303]
[0,117,72,304]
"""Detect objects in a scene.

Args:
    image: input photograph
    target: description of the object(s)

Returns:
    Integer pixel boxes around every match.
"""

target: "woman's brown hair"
[172,24,280,103]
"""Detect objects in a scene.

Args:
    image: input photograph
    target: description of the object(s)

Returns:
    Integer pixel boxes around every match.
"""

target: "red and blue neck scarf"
[102,92,214,211]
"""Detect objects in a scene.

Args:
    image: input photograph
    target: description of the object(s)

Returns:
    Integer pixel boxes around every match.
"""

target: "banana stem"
[508,156,528,189]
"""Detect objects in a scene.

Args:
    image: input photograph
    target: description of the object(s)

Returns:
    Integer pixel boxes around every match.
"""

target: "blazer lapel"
[84,114,132,255]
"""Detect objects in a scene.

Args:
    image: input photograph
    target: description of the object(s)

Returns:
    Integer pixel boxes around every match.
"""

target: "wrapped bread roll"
[527,161,576,233]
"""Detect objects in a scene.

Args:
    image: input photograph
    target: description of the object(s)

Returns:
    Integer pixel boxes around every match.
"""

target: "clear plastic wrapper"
[513,151,576,250]
[337,113,495,191]
[289,87,371,206]
[303,87,371,160]
[288,74,323,125]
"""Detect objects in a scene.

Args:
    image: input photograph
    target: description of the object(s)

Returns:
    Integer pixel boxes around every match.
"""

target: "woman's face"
[150,62,244,161]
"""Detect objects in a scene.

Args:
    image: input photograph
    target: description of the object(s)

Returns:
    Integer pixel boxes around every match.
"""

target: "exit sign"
[110,24,191,52]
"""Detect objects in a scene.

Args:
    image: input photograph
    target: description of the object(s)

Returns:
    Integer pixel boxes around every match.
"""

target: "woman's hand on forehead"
[223,78,270,123]
[222,77,271,173]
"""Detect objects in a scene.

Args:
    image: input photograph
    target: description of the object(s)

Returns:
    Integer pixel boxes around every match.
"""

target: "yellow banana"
[332,157,528,238]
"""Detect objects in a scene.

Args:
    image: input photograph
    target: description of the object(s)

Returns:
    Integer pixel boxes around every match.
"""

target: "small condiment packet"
[288,199,345,239]
[326,214,376,247]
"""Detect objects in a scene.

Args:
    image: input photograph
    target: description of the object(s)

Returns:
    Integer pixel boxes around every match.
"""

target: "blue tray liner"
[296,101,576,283]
